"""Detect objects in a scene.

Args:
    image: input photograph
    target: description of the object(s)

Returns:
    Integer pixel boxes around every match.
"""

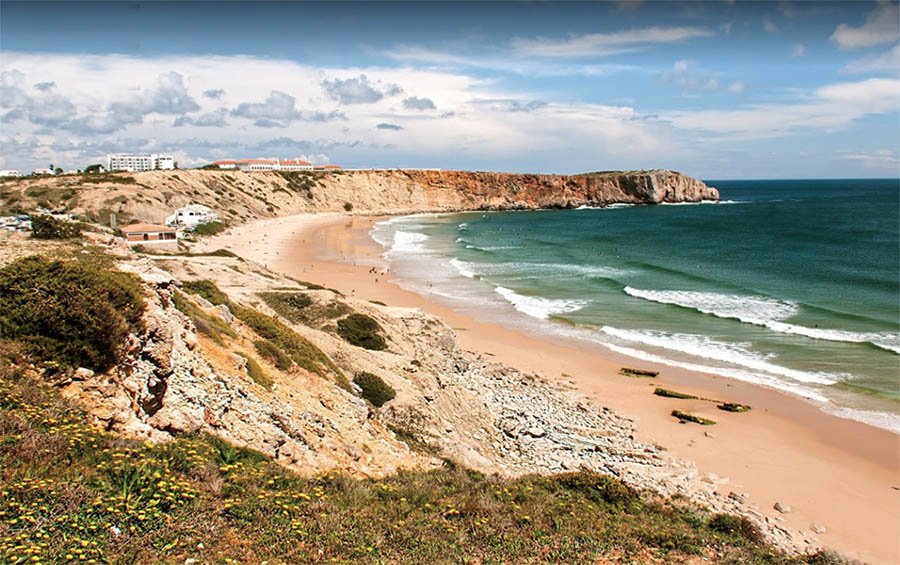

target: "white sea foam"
[824,406,900,434]
[624,286,798,321]
[599,326,844,385]
[449,258,477,278]
[659,200,746,206]
[624,286,900,353]
[457,222,469,231]
[391,231,429,253]
[576,203,637,210]
[495,286,587,320]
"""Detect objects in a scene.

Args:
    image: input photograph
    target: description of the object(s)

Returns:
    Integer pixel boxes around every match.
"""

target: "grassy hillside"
[0,352,820,564]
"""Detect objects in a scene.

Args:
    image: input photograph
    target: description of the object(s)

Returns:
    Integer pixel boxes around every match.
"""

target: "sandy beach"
[205,213,899,564]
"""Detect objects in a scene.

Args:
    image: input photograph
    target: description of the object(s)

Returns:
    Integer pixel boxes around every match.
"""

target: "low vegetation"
[0,254,144,372]
[29,214,82,239]
[171,292,236,345]
[234,351,273,390]
[353,372,396,407]
[337,313,387,351]
[253,339,293,371]
[191,221,228,237]
[1,360,816,564]
[260,291,350,327]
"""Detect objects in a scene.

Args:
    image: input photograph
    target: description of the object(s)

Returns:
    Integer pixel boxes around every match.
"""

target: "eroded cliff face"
[1,169,718,225]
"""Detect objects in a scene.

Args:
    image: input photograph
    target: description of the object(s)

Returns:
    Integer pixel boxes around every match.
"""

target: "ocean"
[370,179,900,432]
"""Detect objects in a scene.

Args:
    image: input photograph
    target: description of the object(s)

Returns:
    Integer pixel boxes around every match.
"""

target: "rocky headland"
[1,168,718,224]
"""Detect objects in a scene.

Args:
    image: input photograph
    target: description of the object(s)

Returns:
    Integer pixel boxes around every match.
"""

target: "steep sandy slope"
[1,168,718,225]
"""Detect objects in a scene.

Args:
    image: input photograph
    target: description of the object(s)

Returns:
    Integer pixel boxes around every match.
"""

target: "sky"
[0,1,898,179]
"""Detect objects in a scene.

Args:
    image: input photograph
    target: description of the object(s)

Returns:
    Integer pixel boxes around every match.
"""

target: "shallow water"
[371,179,900,432]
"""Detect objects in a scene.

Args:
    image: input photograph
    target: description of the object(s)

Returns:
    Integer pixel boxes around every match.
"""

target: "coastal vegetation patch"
[231,302,350,390]
[337,313,387,351]
[253,339,293,371]
[234,351,273,390]
[353,371,396,407]
[0,254,144,372]
[30,214,82,239]
[191,221,228,237]
[0,363,824,564]
[171,291,236,345]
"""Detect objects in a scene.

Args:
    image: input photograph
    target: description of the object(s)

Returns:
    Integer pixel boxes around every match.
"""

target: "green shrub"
[353,372,396,407]
[30,215,82,239]
[343,202,353,211]
[708,513,763,542]
[235,352,273,390]
[337,313,387,350]
[553,472,639,507]
[232,303,348,389]
[0,255,145,372]
[191,221,227,236]
[259,292,312,323]
[253,339,293,371]
[181,279,230,306]
[171,292,236,345]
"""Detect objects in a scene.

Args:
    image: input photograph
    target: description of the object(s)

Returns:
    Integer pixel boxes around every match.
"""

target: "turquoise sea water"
[370,179,900,432]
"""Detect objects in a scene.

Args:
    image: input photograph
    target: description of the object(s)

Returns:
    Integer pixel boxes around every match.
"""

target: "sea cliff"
[1,168,718,225]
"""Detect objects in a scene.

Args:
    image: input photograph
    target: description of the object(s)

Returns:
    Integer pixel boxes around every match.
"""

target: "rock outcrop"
[1,168,718,225]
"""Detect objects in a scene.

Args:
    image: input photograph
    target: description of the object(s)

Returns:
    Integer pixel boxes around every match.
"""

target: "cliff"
[0,169,718,225]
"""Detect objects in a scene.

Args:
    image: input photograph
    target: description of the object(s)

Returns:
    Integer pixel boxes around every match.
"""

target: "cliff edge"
[1,169,718,225]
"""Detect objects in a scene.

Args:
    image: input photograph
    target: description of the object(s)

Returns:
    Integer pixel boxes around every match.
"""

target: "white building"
[211,157,314,172]
[165,204,218,228]
[31,168,55,176]
[107,154,176,172]
[0,170,22,178]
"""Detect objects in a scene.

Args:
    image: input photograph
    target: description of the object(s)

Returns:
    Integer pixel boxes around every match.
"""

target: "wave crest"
[624,286,900,354]
[495,286,587,320]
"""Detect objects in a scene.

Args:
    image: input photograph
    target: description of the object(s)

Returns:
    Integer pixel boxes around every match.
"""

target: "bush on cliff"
[30,214,82,239]
[0,255,145,372]
[337,313,387,351]
[353,371,396,407]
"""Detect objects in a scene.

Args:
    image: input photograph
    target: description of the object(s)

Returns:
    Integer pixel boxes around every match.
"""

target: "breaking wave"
[623,287,900,354]
[495,286,587,320]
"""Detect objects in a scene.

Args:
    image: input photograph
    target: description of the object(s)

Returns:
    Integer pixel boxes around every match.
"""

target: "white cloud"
[664,77,900,138]
[837,148,898,169]
[841,43,900,74]
[381,44,640,77]
[791,43,807,58]
[763,19,779,35]
[321,74,402,105]
[666,60,723,93]
[511,26,715,58]
[0,52,684,172]
[830,1,900,50]
[728,82,747,93]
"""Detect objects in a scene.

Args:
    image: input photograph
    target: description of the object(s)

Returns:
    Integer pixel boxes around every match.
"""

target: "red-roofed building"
[121,223,178,245]
[210,157,316,172]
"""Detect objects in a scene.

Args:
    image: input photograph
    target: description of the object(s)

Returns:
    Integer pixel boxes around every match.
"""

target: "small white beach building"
[165,204,218,228]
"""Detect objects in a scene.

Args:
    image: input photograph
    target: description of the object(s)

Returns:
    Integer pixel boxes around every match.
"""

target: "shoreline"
[204,213,899,564]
